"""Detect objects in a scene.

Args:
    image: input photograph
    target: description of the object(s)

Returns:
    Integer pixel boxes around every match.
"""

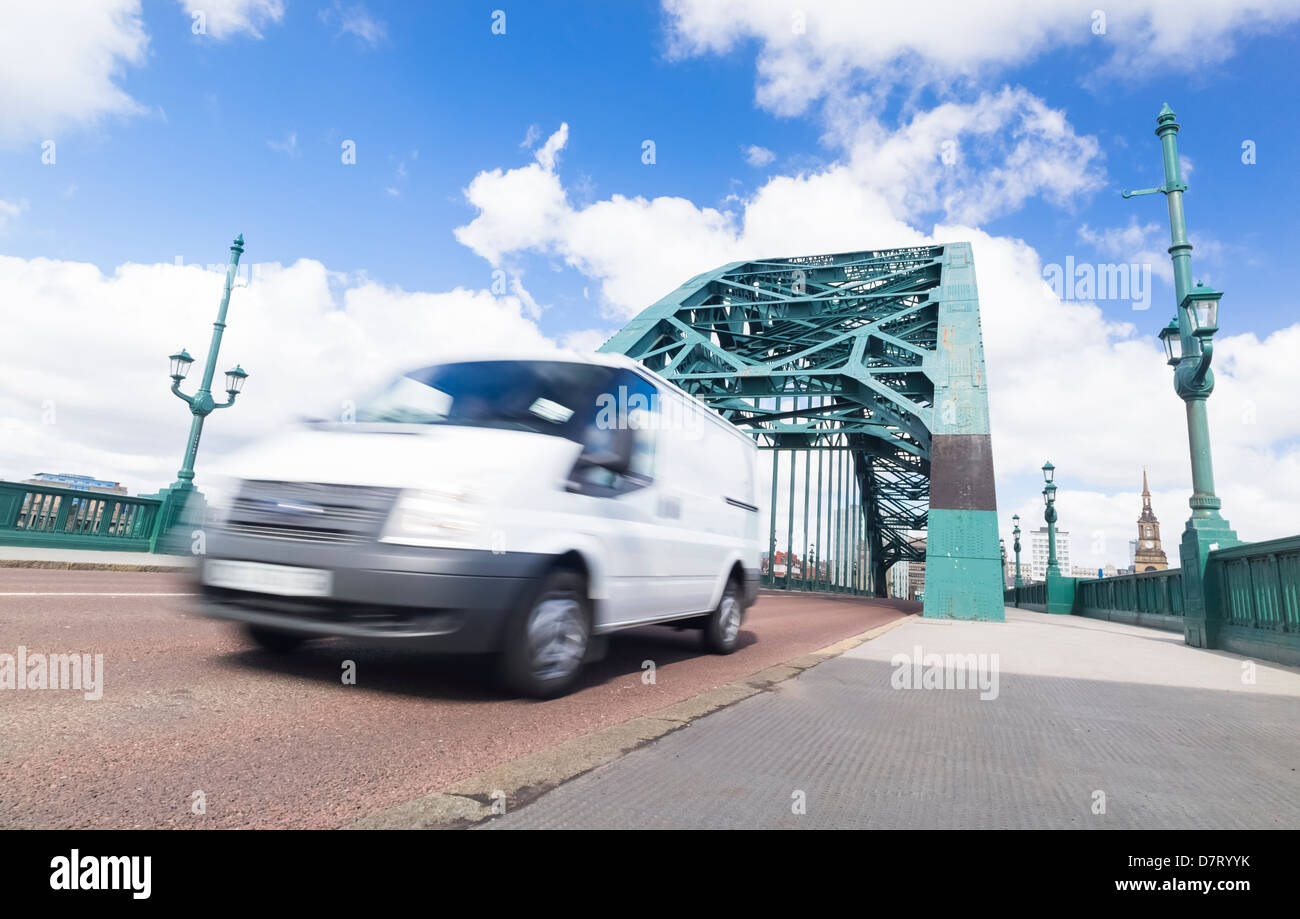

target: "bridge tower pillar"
[922,244,1004,621]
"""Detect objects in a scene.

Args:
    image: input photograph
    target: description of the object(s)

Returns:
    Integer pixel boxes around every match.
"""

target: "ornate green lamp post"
[167,234,250,490]
[1042,461,1074,614]
[1012,514,1023,588]
[1041,462,1060,578]
[1124,105,1239,647]
[150,235,250,550]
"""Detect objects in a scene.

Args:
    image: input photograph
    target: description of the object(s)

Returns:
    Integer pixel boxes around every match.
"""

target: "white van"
[196,352,761,697]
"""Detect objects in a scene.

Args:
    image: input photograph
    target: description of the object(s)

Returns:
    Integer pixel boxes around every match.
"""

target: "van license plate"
[202,560,333,597]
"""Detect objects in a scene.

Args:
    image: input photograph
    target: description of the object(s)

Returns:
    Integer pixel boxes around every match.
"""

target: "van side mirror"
[577,426,633,475]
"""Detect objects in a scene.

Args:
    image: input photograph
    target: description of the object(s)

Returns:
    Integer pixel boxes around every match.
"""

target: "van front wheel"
[703,579,743,654]
[499,570,590,698]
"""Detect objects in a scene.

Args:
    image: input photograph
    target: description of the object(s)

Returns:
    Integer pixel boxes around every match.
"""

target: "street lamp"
[1122,103,1238,648]
[168,234,250,490]
[1183,282,1220,335]
[224,365,249,396]
[169,349,194,381]
[1042,462,1060,579]
[1179,283,1221,388]
[1158,318,1182,366]
[1012,514,1023,588]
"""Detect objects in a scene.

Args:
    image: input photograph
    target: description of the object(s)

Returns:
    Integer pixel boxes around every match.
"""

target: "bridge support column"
[922,244,1004,622]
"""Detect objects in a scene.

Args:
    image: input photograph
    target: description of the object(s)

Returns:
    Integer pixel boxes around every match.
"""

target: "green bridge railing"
[1211,535,1300,662]
[1075,568,1184,630]
[1004,582,1046,608]
[1003,536,1300,666]
[0,481,195,554]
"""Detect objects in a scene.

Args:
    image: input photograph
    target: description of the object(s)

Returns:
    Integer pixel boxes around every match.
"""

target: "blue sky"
[4,0,1300,567]
[7,1,1299,336]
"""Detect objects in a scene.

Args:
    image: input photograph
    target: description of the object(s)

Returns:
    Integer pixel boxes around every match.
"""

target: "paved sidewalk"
[487,608,1300,829]
[0,546,191,569]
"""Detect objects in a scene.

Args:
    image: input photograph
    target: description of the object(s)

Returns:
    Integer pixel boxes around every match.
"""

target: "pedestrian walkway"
[487,608,1300,829]
[0,546,191,569]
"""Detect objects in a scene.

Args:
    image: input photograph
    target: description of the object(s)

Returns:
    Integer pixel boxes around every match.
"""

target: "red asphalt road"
[0,568,912,829]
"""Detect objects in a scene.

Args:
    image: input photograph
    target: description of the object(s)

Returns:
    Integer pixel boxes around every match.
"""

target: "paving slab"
[487,608,1300,829]
[0,546,192,570]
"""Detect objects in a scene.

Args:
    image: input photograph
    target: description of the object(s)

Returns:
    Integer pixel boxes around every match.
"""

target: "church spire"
[1140,469,1154,516]
[1133,469,1168,571]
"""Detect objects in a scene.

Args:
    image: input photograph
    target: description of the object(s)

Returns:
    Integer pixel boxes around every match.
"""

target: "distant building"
[1029,527,1070,581]
[888,560,909,599]
[1133,470,1169,572]
[906,536,926,600]
[25,473,127,495]
[764,549,805,581]
[1071,564,1123,579]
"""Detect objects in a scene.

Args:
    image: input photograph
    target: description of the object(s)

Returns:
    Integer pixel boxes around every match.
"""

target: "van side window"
[619,371,658,481]
[574,369,658,494]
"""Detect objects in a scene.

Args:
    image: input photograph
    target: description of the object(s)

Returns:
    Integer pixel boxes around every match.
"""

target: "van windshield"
[354,360,616,438]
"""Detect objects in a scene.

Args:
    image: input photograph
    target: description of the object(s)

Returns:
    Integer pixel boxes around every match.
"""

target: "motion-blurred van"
[195,352,761,697]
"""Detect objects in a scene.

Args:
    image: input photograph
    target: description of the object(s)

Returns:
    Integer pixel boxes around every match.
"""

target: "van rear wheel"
[703,579,743,654]
[499,570,591,698]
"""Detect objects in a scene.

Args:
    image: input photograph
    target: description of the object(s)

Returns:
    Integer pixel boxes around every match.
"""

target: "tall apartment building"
[1028,526,1070,582]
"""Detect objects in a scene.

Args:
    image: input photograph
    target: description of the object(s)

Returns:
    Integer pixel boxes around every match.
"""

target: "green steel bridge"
[5,105,1297,660]
[600,242,1005,622]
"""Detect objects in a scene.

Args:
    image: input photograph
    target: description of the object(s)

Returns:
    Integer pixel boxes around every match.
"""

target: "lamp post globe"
[169,349,194,381]
[224,365,249,396]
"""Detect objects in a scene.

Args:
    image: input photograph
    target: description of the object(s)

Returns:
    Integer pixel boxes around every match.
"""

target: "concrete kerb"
[0,559,190,572]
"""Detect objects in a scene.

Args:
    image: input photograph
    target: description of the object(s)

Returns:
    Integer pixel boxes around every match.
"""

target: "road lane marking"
[0,592,199,597]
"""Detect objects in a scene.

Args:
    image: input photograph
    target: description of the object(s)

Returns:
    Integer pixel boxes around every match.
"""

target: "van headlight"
[380,488,484,548]
[200,475,240,529]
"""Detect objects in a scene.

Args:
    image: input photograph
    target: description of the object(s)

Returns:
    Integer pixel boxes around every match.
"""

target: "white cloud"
[179,0,285,40]
[559,328,617,353]
[320,2,387,48]
[1079,217,1226,288]
[453,124,575,266]
[663,0,1300,116]
[1078,218,1172,284]
[0,199,28,230]
[744,145,776,167]
[0,0,149,147]
[455,91,1102,317]
[0,255,555,494]
[266,131,299,157]
[535,122,569,172]
[837,87,1104,225]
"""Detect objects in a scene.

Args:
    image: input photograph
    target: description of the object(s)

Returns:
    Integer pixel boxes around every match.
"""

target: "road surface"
[0,567,910,828]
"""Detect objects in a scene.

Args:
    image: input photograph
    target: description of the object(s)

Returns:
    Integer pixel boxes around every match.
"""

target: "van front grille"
[221,480,399,544]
